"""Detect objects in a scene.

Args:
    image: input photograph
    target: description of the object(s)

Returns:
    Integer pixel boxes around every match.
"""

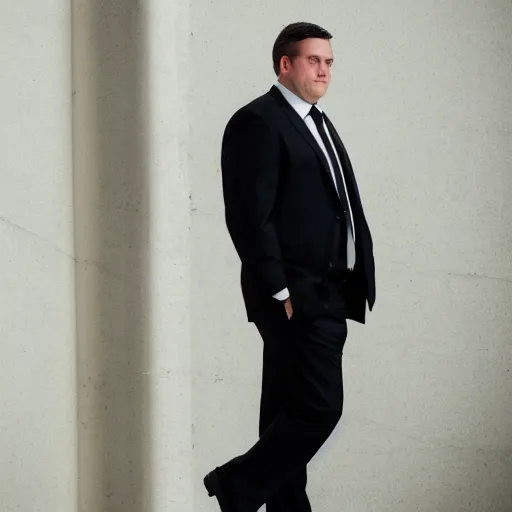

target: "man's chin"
[313,91,327,102]
[313,84,328,97]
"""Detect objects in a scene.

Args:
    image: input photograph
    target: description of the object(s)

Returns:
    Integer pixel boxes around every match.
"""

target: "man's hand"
[283,297,293,319]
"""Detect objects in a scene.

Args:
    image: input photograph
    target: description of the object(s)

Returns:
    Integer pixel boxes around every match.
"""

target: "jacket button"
[335,215,341,220]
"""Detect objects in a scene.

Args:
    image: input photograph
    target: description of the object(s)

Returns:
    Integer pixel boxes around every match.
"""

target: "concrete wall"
[191,2,512,512]
[0,2,77,511]
[1,1,511,512]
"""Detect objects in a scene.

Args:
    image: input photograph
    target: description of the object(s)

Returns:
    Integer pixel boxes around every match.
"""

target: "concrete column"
[72,1,192,511]
[0,3,77,511]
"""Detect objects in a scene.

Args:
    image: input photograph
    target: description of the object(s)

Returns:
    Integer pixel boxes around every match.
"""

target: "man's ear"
[280,56,290,73]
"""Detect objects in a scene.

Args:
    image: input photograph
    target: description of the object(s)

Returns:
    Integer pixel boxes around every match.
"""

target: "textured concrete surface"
[0,2,77,511]
[1,1,510,511]
[73,1,193,511]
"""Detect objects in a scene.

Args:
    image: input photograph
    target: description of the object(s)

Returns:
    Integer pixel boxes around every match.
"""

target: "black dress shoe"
[203,467,233,512]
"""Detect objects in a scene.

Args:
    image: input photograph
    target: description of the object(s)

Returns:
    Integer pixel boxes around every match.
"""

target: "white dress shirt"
[272,81,356,302]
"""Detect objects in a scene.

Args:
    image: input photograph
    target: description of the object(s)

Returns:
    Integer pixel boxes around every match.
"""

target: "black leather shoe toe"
[203,468,232,512]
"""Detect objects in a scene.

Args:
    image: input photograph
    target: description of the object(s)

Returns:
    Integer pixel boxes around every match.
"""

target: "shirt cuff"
[272,288,290,301]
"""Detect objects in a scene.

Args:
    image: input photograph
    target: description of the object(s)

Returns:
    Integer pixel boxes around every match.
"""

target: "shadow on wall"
[73,2,151,511]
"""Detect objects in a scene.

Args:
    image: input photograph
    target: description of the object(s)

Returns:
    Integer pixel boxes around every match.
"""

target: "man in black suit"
[204,22,376,512]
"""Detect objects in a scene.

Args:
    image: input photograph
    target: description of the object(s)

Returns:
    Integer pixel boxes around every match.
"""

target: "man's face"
[279,38,334,104]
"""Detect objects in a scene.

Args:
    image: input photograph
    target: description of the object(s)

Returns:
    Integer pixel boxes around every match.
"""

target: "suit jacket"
[221,85,376,324]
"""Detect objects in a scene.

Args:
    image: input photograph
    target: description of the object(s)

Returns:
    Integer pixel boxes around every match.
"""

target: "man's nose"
[318,63,328,76]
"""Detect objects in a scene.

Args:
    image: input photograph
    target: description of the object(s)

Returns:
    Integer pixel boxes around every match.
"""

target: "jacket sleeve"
[221,107,287,296]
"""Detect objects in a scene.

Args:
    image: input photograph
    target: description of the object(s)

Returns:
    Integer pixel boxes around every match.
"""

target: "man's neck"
[277,80,311,104]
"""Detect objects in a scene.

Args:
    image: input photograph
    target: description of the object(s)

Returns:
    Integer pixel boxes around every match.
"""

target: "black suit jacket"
[221,85,375,324]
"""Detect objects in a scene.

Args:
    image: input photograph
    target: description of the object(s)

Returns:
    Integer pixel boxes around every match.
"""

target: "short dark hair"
[272,22,333,76]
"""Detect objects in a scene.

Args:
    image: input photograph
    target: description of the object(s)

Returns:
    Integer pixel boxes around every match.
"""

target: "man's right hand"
[283,297,293,319]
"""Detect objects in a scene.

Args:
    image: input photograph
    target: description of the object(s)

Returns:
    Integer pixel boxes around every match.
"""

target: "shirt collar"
[275,81,323,120]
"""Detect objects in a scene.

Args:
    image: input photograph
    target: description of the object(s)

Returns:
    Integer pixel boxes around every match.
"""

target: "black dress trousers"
[217,281,348,512]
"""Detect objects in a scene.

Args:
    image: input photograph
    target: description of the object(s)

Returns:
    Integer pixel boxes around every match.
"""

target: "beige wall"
[1,1,511,512]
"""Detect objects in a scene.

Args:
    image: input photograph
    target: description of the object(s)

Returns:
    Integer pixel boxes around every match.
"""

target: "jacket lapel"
[323,113,363,207]
[323,113,375,250]
[269,86,339,199]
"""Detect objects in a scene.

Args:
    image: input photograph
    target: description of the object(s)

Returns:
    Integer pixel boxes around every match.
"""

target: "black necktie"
[309,105,355,269]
